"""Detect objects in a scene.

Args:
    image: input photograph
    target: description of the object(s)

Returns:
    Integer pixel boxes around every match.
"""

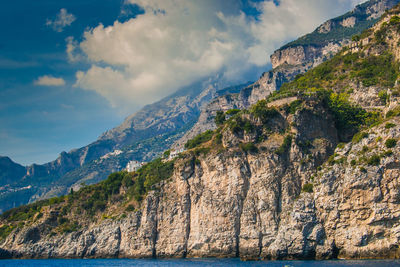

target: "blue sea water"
[1,259,400,267]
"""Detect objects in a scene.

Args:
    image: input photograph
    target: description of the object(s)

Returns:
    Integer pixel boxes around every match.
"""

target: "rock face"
[172,0,400,150]
[2,0,400,260]
[1,0,398,213]
[3,95,400,260]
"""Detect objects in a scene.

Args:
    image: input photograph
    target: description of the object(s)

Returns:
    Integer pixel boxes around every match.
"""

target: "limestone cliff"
[2,94,400,260]
[3,0,400,261]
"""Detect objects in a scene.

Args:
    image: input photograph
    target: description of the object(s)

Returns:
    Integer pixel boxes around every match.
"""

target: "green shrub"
[386,106,400,118]
[302,183,314,193]
[362,146,369,153]
[250,100,279,122]
[163,150,171,158]
[337,143,346,149]
[382,150,393,157]
[215,111,226,126]
[367,154,381,166]
[0,224,15,240]
[390,15,400,25]
[352,132,369,143]
[185,130,214,149]
[125,204,135,212]
[243,120,254,133]
[360,167,367,173]
[385,138,397,148]
[59,221,80,234]
[194,147,211,156]
[328,93,368,135]
[284,100,303,114]
[214,133,223,145]
[378,90,389,105]
[385,123,396,129]
[239,143,258,153]
[226,109,241,116]
[328,155,336,165]
[228,117,253,135]
[275,135,292,155]
[130,158,175,202]
[350,159,357,166]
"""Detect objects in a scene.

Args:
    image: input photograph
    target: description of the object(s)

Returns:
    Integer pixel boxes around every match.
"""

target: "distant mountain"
[0,157,25,187]
[0,78,248,213]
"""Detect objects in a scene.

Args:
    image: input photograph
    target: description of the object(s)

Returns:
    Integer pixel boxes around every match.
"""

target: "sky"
[0,0,366,166]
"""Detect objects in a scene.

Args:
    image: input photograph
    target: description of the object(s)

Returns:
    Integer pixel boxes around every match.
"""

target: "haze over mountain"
[1,0,368,166]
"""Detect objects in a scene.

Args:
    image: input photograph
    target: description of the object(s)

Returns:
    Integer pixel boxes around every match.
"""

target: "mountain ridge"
[0,0,398,213]
[2,0,400,260]
[172,0,400,150]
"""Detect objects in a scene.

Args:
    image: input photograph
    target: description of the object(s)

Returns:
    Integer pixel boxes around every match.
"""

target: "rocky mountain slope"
[173,0,400,149]
[2,4,400,259]
[0,77,247,213]
[0,0,396,213]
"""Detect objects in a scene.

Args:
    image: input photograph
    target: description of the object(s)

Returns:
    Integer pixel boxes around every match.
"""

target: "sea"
[0,259,400,267]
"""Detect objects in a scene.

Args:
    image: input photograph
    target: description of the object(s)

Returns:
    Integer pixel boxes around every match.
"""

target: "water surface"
[1,259,400,267]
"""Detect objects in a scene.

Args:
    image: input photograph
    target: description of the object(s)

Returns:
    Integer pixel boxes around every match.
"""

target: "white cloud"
[46,8,76,32]
[34,75,66,86]
[74,0,365,109]
[66,36,83,62]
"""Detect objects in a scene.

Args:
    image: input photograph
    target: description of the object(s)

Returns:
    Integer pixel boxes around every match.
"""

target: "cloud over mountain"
[74,0,366,109]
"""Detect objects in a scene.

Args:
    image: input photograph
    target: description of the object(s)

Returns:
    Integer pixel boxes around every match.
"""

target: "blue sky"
[0,0,364,165]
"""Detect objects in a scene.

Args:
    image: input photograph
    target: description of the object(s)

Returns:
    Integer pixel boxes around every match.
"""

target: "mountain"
[0,157,25,187]
[0,0,398,214]
[2,1,400,260]
[0,78,248,213]
[172,0,400,149]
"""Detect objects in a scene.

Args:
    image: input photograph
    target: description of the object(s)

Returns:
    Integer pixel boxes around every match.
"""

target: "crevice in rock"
[257,211,263,258]
[183,179,192,258]
[152,196,160,259]
[235,156,252,258]
[115,226,121,258]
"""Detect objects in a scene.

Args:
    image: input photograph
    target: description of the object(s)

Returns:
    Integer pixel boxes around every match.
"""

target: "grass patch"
[185,130,214,149]
[352,132,369,143]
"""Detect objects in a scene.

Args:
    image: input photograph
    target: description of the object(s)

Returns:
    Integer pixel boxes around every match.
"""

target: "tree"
[215,111,226,126]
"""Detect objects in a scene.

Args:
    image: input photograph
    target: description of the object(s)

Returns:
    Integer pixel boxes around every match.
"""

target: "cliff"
[172,0,400,150]
[1,0,398,213]
[2,3,400,260]
[2,95,400,259]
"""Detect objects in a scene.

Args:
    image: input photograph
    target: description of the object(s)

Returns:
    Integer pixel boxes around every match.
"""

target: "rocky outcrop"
[315,119,400,259]
[270,45,324,69]
[272,0,400,69]
[3,98,400,260]
[173,0,400,150]
[0,98,336,259]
